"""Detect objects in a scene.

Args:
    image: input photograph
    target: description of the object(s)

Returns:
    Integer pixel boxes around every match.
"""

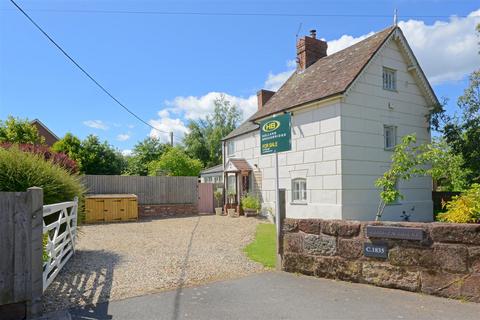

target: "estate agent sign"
[260,113,292,155]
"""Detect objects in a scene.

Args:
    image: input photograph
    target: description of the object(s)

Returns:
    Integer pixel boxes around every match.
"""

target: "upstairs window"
[292,178,307,202]
[383,67,397,91]
[384,125,397,150]
[227,140,235,156]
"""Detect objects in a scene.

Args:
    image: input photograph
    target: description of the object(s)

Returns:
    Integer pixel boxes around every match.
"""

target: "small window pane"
[384,125,396,149]
[292,178,307,202]
[227,141,235,156]
[383,68,396,91]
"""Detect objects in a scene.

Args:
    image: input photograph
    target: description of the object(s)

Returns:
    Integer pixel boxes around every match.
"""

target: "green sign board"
[260,113,292,155]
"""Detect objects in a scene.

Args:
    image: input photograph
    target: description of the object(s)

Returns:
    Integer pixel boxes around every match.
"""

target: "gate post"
[27,187,44,318]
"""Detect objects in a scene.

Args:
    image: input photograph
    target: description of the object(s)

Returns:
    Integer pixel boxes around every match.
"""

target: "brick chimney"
[296,29,328,71]
[257,89,275,110]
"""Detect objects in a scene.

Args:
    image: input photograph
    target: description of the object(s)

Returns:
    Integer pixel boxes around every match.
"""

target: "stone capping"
[282,218,480,303]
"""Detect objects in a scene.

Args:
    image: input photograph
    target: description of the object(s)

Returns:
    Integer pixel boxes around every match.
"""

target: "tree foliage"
[0,116,44,145]
[125,137,169,175]
[148,147,203,176]
[374,134,465,220]
[184,95,241,167]
[438,184,480,223]
[442,70,480,184]
[0,146,84,204]
[53,134,126,175]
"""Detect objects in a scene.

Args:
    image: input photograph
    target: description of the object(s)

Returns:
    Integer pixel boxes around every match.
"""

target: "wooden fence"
[0,188,43,320]
[82,175,198,205]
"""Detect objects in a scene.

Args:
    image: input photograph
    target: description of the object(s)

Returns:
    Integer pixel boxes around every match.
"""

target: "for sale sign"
[260,113,292,155]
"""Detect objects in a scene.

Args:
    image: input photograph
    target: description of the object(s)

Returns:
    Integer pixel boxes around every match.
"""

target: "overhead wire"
[8,0,182,142]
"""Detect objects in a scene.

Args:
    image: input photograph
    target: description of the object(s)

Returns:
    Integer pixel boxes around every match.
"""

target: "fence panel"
[83,175,198,205]
[0,188,43,319]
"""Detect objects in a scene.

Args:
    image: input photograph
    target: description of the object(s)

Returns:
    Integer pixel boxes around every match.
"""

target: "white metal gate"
[42,197,78,291]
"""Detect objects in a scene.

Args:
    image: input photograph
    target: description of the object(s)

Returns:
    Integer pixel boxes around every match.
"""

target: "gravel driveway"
[43,215,267,312]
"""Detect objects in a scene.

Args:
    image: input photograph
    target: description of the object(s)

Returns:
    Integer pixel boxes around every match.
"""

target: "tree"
[53,133,126,174]
[0,116,44,144]
[442,70,480,184]
[423,138,470,192]
[79,135,127,175]
[52,133,83,167]
[183,121,209,165]
[148,147,203,176]
[125,137,169,175]
[184,95,241,167]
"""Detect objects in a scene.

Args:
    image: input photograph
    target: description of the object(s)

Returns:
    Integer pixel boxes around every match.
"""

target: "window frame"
[384,125,397,150]
[291,178,307,203]
[227,140,235,156]
[382,67,397,91]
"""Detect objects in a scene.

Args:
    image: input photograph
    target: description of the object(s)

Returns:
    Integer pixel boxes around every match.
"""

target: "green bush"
[241,194,261,211]
[0,146,85,204]
[437,184,480,223]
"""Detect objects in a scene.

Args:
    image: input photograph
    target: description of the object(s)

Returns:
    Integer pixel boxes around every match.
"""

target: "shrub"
[1,143,79,173]
[0,146,85,204]
[438,184,480,223]
[241,194,261,211]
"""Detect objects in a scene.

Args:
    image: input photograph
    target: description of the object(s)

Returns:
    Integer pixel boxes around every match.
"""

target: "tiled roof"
[250,26,396,121]
[226,158,252,172]
[200,164,223,174]
[222,119,259,141]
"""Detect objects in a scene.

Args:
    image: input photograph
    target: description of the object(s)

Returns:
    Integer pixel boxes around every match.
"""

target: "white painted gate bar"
[42,197,78,291]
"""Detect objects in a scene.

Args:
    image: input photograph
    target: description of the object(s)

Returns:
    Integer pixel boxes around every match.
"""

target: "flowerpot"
[227,208,236,217]
[215,207,223,216]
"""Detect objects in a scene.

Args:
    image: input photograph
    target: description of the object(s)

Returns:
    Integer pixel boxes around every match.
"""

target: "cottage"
[221,26,437,222]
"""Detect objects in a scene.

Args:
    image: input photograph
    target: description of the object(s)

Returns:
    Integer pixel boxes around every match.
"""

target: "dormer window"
[383,67,397,91]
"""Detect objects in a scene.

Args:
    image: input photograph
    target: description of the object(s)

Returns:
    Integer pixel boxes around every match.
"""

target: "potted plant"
[214,190,223,216]
[241,194,261,217]
[227,191,237,217]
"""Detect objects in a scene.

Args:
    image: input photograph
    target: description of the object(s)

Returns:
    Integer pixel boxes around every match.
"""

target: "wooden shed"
[85,194,138,223]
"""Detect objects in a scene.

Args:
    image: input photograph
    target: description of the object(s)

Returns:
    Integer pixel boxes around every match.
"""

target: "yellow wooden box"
[85,194,138,223]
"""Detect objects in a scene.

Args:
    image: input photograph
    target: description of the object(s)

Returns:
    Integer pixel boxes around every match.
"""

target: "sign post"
[260,113,291,270]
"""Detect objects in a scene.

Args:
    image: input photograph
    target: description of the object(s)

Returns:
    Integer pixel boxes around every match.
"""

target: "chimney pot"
[310,29,317,39]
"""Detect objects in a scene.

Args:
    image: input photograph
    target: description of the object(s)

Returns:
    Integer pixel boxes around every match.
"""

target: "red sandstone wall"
[282,218,480,302]
[138,204,198,218]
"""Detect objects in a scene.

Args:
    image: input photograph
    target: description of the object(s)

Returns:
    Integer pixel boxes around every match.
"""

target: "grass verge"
[244,223,276,268]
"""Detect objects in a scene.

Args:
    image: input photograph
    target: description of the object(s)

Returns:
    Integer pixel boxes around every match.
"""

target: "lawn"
[244,223,276,268]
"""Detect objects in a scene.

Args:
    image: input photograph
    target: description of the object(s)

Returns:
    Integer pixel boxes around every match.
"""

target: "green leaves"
[184,94,242,167]
[148,147,203,176]
[0,116,44,145]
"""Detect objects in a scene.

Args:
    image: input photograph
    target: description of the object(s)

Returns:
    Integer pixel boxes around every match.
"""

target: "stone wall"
[138,204,198,218]
[282,218,480,302]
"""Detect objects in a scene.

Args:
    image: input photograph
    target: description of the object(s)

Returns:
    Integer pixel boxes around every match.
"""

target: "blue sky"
[1,1,479,153]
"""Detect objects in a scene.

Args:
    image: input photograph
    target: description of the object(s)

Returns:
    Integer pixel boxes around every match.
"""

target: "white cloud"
[327,32,375,55]
[326,10,480,84]
[264,70,294,91]
[398,10,480,84]
[83,120,108,130]
[117,133,131,141]
[121,149,132,156]
[148,109,190,142]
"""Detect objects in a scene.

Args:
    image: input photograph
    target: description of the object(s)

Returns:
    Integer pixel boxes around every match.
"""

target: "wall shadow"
[43,249,121,320]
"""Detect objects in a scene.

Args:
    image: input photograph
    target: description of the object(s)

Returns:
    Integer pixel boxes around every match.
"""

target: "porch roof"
[224,158,252,173]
